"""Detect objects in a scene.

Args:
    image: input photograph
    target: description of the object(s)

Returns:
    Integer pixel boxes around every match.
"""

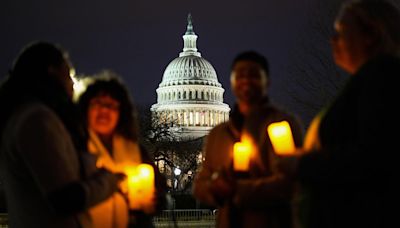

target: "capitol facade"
[151,14,230,139]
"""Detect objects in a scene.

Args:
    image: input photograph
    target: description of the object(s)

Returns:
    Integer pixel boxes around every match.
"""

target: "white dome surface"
[160,55,221,87]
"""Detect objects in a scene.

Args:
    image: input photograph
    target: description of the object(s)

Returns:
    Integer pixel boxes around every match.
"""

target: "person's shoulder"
[261,101,303,126]
[361,54,400,75]
[18,102,58,122]
[355,54,400,91]
[8,101,41,121]
[208,122,230,136]
[262,101,297,118]
[377,54,400,75]
[11,101,61,131]
[375,54,400,65]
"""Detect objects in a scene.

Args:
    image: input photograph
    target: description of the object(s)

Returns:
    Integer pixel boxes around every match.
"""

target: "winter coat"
[0,102,119,228]
[87,130,166,228]
[193,99,303,228]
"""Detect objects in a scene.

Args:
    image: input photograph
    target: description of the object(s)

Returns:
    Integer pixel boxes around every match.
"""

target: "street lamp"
[173,167,181,191]
[174,167,181,176]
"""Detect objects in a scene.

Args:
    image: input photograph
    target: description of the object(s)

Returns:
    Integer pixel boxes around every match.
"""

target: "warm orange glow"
[137,164,155,207]
[126,167,140,210]
[126,164,155,210]
[233,134,253,171]
[267,121,296,155]
[303,115,322,151]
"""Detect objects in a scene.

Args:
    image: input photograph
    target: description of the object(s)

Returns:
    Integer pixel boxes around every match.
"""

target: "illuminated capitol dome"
[151,14,230,139]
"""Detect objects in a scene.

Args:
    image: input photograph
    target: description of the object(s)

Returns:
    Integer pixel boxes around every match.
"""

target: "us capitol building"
[151,14,230,139]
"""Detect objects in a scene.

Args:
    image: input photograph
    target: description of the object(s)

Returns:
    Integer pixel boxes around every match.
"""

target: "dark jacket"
[0,77,121,228]
[297,54,400,228]
[0,102,120,228]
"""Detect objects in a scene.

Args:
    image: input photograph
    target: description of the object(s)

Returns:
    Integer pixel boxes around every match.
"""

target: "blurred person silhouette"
[0,41,125,228]
[278,1,400,227]
[193,51,303,228]
[77,73,166,228]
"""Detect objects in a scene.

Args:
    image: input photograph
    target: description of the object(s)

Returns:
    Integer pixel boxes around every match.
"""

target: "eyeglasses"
[89,100,120,111]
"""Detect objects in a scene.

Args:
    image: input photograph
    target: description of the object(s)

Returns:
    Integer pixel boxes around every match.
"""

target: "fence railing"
[153,209,216,227]
[0,210,216,228]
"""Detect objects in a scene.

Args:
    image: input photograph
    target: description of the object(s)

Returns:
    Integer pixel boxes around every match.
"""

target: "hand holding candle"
[267,120,296,155]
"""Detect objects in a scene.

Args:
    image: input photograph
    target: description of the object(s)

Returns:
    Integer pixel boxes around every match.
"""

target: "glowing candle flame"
[233,133,254,171]
[267,121,296,155]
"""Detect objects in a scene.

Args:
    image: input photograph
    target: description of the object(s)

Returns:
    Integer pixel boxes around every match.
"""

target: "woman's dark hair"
[10,41,67,83]
[231,50,270,76]
[78,73,139,141]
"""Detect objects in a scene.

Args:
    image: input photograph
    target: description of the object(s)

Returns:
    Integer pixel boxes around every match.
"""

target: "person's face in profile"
[331,12,372,74]
[48,60,74,98]
[230,60,268,104]
[88,94,120,137]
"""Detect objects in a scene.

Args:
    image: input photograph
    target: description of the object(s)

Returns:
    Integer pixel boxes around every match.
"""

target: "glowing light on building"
[151,14,230,139]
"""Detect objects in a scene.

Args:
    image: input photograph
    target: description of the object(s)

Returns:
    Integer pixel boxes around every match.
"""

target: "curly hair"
[77,72,139,141]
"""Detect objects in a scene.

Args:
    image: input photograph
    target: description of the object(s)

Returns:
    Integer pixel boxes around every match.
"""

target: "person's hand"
[80,152,99,176]
[97,168,127,192]
[114,172,127,183]
[275,150,304,177]
[111,171,127,198]
[209,170,236,206]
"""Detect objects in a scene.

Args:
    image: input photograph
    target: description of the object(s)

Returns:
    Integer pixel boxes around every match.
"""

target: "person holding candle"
[278,1,400,227]
[0,41,126,228]
[193,51,303,228]
[77,73,166,228]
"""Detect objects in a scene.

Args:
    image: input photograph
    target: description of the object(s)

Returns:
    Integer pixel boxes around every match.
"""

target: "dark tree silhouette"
[137,105,204,193]
[285,0,348,127]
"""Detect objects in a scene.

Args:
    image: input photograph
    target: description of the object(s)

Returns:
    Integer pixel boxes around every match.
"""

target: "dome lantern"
[180,13,201,57]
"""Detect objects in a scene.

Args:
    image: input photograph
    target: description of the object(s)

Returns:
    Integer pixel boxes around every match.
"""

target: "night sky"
[1,0,313,116]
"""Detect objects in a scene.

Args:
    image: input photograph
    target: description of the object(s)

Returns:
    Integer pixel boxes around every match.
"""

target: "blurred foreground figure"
[78,74,166,228]
[193,51,303,228]
[0,41,125,228]
[279,1,400,227]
